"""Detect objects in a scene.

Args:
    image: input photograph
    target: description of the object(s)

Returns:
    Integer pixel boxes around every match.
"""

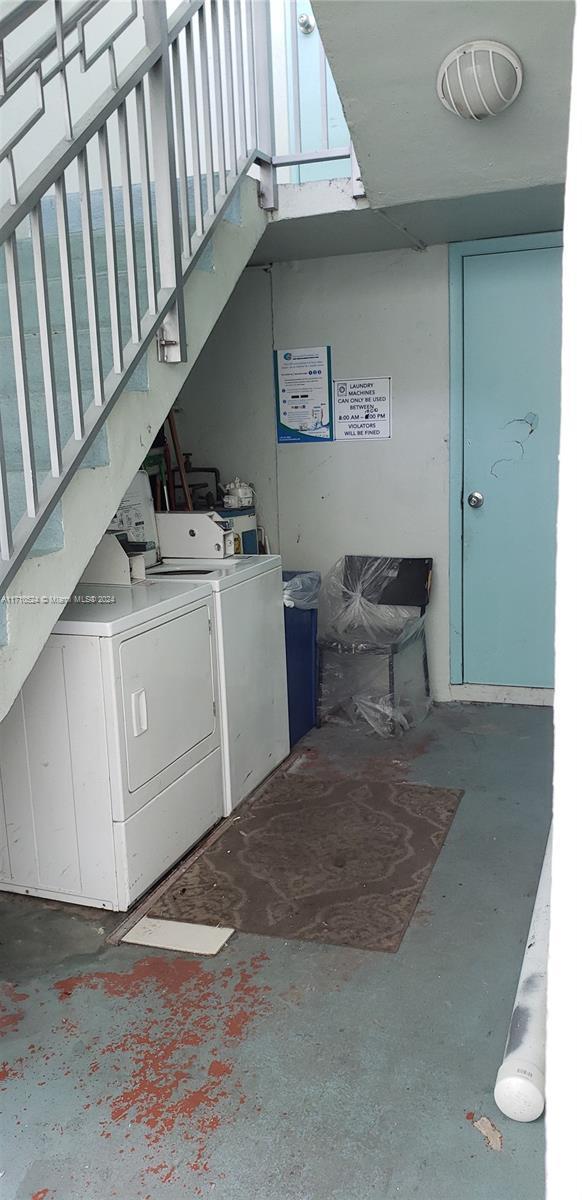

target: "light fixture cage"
[437,40,524,120]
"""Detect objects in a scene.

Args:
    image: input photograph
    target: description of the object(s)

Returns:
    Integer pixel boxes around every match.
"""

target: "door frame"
[448,231,563,684]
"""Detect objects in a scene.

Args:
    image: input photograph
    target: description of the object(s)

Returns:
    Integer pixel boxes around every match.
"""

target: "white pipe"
[494,825,552,1122]
[547,9,582,1195]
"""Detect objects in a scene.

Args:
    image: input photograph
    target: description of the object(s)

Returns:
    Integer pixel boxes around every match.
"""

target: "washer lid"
[147,554,282,590]
[55,580,213,636]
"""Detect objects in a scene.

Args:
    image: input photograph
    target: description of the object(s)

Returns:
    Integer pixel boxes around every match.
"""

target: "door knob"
[467,491,484,508]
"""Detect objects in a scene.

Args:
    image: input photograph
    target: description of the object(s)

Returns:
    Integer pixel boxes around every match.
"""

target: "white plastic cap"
[494,1060,545,1122]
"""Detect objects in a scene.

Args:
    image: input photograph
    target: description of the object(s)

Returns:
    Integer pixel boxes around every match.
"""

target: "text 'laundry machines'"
[0,581,223,910]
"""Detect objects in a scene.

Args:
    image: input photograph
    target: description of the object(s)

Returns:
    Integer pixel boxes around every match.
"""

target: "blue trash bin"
[282,570,320,748]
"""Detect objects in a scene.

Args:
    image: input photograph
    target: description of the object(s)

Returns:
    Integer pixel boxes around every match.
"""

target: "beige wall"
[177,244,455,698]
[176,266,280,552]
[272,248,451,697]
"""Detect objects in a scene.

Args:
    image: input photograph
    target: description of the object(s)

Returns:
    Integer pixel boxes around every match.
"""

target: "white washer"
[0,580,223,910]
[147,556,290,813]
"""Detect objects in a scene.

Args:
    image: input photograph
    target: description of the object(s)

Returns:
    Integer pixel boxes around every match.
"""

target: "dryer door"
[120,604,215,793]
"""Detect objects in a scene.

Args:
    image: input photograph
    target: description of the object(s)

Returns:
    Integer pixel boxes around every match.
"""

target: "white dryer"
[0,580,223,909]
[147,557,290,813]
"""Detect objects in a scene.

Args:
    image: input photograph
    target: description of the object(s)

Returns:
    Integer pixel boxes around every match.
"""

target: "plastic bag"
[283,570,321,609]
[318,556,424,648]
[318,556,431,736]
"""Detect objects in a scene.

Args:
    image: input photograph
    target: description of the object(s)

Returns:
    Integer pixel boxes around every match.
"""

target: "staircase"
[0,0,357,720]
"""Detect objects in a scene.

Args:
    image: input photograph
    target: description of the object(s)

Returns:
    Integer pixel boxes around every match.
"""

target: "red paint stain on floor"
[0,982,29,1037]
[31,1190,53,1200]
[207,1059,233,1080]
[0,1060,24,1083]
[52,951,271,1189]
[146,1161,177,1184]
[59,1016,79,1036]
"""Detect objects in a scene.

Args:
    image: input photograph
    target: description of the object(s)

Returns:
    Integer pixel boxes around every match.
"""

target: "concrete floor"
[0,703,552,1200]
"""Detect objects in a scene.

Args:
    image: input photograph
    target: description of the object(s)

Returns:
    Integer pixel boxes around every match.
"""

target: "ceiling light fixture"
[437,41,523,120]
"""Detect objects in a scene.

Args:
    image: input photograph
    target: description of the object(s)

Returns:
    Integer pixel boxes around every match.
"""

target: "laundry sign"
[334,377,392,441]
[274,346,333,443]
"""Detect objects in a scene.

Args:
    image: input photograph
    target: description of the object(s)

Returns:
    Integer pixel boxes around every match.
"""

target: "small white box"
[156,511,235,559]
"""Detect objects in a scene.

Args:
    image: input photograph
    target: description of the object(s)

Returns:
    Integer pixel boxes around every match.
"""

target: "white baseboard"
[447,684,554,708]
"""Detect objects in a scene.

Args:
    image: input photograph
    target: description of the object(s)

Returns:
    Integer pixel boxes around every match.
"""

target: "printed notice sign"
[275,347,333,443]
[334,377,392,441]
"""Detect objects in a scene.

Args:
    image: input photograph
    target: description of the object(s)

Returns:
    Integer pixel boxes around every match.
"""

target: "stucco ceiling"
[250,182,563,264]
[312,0,574,209]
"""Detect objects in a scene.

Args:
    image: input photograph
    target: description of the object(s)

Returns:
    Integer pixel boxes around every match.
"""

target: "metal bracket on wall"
[156,306,186,363]
[156,327,177,362]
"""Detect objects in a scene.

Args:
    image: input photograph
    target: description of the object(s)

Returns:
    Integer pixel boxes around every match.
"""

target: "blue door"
[460,243,562,687]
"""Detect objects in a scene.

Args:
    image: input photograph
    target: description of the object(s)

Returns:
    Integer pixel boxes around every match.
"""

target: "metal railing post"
[143,0,187,362]
[252,0,277,210]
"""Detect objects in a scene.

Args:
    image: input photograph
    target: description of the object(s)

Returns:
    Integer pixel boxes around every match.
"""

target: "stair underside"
[0,175,266,717]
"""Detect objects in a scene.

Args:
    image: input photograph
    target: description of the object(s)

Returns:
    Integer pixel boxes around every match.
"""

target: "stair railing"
[0,0,358,598]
